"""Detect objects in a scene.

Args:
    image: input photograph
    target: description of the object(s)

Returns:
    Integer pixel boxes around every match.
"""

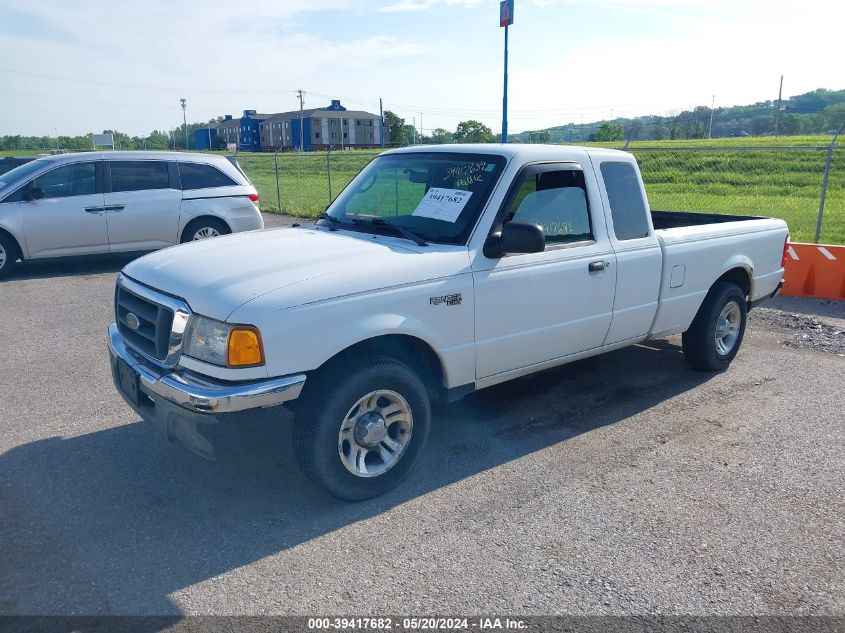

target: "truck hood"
[122,227,471,321]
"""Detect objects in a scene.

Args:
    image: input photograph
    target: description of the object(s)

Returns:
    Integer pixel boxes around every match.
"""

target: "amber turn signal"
[227,327,264,367]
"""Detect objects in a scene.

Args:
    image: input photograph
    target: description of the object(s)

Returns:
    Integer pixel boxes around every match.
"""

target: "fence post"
[815,130,840,243]
[326,150,333,203]
[273,148,281,213]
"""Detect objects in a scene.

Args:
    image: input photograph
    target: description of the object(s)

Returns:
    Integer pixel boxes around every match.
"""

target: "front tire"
[180,217,230,243]
[682,281,747,371]
[0,232,18,280]
[293,355,431,501]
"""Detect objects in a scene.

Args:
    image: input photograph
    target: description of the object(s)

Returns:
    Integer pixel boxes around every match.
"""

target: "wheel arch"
[0,227,24,261]
[314,333,447,401]
[715,265,752,299]
[180,214,231,242]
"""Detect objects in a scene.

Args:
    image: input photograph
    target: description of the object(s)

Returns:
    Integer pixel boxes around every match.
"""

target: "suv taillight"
[248,193,260,203]
[781,234,790,268]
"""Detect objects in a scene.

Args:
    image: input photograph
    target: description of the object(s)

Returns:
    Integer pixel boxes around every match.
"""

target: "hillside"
[513,88,845,143]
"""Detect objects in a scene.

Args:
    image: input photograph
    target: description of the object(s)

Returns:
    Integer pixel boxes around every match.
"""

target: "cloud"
[380,0,482,13]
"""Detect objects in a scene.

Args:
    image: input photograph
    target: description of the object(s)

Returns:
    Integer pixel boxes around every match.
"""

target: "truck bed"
[651,210,766,230]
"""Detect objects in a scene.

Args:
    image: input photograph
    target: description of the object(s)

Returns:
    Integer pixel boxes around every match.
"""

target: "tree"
[528,130,551,144]
[404,124,418,144]
[589,122,624,142]
[751,115,774,136]
[211,134,228,151]
[453,120,494,143]
[383,110,407,146]
[824,103,845,132]
[430,128,453,144]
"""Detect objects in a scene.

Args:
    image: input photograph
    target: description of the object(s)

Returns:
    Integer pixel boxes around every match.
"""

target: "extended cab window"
[32,162,96,199]
[601,161,650,240]
[504,166,592,244]
[110,161,170,193]
[178,162,237,190]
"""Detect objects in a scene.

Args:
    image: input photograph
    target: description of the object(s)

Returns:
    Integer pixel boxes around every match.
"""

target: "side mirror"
[24,185,44,201]
[484,221,545,257]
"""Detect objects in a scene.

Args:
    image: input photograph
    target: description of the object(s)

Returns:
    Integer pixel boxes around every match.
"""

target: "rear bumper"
[748,279,785,310]
[108,322,305,458]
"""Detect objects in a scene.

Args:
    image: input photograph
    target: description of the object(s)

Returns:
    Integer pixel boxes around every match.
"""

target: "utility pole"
[297,89,305,152]
[708,94,715,139]
[412,116,416,144]
[774,75,783,136]
[180,98,188,150]
[500,0,513,143]
[379,98,385,148]
[420,112,423,142]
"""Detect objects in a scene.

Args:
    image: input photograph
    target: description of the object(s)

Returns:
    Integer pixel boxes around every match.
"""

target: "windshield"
[0,158,50,193]
[326,152,506,245]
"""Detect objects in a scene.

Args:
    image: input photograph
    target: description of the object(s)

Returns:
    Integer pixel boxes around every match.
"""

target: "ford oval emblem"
[125,312,141,331]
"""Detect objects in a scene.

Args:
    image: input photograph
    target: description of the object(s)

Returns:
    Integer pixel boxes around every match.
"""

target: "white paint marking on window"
[787,246,799,260]
[817,247,836,260]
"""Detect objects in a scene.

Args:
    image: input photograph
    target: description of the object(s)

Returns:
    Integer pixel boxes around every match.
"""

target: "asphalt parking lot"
[1,215,843,616]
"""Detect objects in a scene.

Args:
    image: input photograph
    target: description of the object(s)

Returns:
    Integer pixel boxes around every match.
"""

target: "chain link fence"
[629,145,844,244]
[236,143,843,245]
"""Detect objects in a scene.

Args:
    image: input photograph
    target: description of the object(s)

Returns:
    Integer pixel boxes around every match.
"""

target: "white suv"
[0,151,263,279]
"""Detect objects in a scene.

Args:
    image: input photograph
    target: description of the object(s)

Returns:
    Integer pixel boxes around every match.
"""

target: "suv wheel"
[181,218,230,243]
[294,355,431,501]
[0,233,18,280]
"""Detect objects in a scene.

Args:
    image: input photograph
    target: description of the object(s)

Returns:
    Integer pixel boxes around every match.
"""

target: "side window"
[110,161,170,193]
[601,162,650,240]
[505,167,593,244]
[32,162,96,199]
[178,162,237,190]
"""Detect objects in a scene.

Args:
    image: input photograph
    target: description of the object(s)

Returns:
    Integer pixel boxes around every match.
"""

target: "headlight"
[183,316,264,367]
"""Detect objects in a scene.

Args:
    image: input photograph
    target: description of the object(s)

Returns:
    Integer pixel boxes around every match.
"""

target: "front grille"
[116,284,174,361]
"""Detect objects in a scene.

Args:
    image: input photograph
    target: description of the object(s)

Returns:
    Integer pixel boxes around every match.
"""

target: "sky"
[0,0,842,138]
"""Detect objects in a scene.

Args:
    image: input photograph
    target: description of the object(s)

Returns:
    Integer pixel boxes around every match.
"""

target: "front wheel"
[0,232,18,280]
[682,281,748,371]
[293,355,431,501]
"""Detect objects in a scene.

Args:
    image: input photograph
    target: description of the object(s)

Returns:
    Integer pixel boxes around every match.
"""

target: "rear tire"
[180,217,230,243]
[293,355,431,501]
[682,281,747,372]
[0,232,18,280]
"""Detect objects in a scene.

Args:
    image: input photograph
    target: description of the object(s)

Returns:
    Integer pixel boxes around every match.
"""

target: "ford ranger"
[107,144,789,500]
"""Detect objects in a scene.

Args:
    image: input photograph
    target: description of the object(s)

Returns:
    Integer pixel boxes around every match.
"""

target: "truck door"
[472,163,617,380]
[590,158,662,345]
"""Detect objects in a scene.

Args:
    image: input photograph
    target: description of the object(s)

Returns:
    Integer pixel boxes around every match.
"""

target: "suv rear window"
[110,161,170,192]
[178,162,237,190]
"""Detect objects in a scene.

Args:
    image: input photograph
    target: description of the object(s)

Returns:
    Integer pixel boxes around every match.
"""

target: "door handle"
[84,206,104,213]
[588,260,607,272]
[103,204,125,212]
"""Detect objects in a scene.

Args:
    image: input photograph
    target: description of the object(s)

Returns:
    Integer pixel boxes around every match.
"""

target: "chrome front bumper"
[108,322,305,458]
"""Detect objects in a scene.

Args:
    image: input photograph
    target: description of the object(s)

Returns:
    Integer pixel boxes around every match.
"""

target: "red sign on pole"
[500,0,513,27]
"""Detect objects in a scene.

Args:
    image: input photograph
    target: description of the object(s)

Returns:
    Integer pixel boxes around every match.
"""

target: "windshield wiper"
[351,217,428,247]
[317,212,341,231]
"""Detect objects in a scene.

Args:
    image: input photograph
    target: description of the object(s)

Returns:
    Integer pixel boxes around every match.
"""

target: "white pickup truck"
[108,144,788,500]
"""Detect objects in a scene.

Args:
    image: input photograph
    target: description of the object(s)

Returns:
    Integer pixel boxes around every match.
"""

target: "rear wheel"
[293,355,431,501]
[0,232,18,280]
[682,281,747,371]
[180,217,230,243]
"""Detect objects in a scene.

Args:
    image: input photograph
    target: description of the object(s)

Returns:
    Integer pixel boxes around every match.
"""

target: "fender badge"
[430,293,462,306]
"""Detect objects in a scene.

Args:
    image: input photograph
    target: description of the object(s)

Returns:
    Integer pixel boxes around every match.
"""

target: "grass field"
[3,135,843,243]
